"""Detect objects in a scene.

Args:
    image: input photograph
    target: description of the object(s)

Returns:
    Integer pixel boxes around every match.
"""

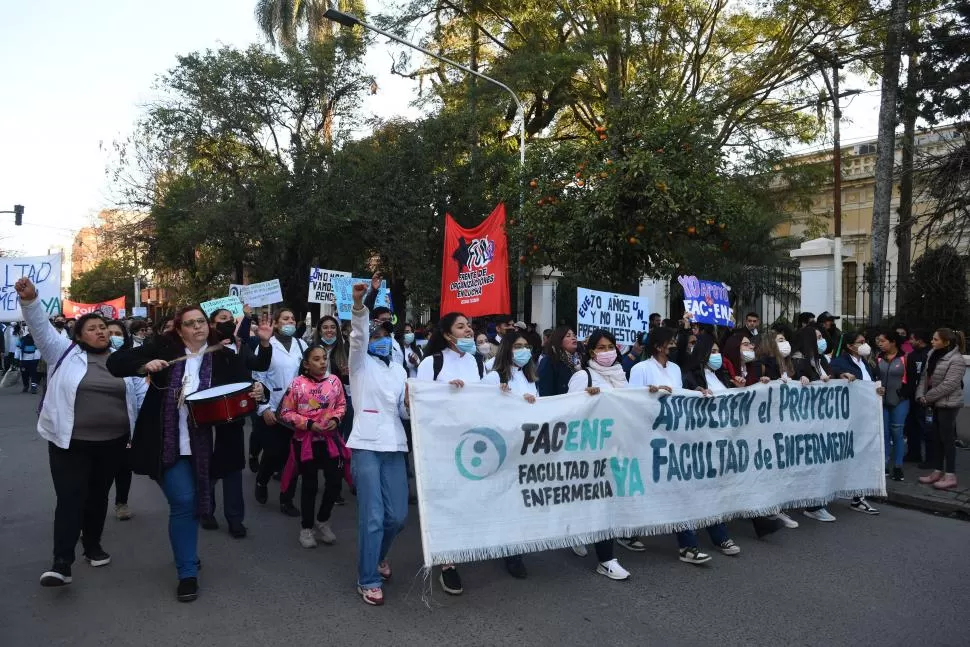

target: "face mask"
[817,338,828,354]
[109,335,125,350]
[215,321,236,340]
[456,338,477,355]
[368,337,392,357]
[707,353,723,370]
[741,349,756,363]
[280,324,297,337]
[320,335,337,346]
[404,333,415,345]
[512,348,532,367]
[777,341,791,358]
[857,343,872,357]
[594,351,616,367]
[477,343,492,356]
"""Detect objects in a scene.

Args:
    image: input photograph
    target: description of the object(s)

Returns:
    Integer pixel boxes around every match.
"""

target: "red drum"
[185,382,256,426]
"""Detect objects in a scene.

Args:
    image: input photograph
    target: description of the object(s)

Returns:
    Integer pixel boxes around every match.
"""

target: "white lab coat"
[253,335,307,415]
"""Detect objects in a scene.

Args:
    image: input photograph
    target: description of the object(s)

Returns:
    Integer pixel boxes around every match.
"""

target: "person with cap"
[817,312,841,357]
[347,282,410,606]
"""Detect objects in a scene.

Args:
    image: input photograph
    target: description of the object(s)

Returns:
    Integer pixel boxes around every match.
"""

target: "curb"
[884,488,970,519]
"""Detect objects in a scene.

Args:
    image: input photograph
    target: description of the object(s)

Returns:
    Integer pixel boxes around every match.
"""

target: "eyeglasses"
[181,318,208,328]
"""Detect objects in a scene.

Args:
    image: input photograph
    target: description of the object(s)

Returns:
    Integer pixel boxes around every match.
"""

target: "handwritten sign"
[678,275,733,327]
[307,268,351,304]
[132,307,148,318]
[576,287,648,345]
[332,277,391,321]
[238,280,283,308]
[201,296,245,319]
[229,284,245,299]
[0,254,62,322]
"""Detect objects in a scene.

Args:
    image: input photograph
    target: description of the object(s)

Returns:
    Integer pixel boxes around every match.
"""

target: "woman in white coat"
[15,278,146,588]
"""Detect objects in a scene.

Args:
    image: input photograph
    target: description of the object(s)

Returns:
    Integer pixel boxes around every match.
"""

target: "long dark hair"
[581,329,619,368]
[162,306,221,348]
[105,319,132,350]
[835,331,865,358]
[492,330,538,383]
[542,325,574,356]
[424,312,469,356]
[645,327,675,359]
[684,332,715,374]
[313,315,347,375]
[793,325,820,360]
[71,313,108,342]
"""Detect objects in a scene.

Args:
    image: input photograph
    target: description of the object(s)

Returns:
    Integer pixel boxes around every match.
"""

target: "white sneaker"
[571,544,588,558]
[299,528,317,548]
[802,508,837,522]
[315,521,336,545]
[773,512,799,529]
[595,559,630,580]
[718,539,741,556]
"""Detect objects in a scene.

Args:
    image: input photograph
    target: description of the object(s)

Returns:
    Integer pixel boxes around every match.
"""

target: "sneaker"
[248,456,259,473]
[718,539,741,556]
[357,585,384,606]
[773,512,799,529]
[377,560,392,581]
[280,501,301,517]
[40,562,72,587]
[891,467,905,482]
[334,495,346,506]
[850,498,880,515]
[933,473,959,490]
[254,482,268,504]
[919,470,943,484]
[439,566,463,595]
[83,549,111,567]
[571,544,588,558]
[616,537,646,552]
[30,385,38,394]
[315,521,336,545]
[176,577,198,602]
[200,514,219,531]
[299,528,317,548]
[679,547,712,565]
[115,503,133,521]
[802,508,837,522]
[227,521,247,539]
[505,555,528,579]
[595,558,630,580]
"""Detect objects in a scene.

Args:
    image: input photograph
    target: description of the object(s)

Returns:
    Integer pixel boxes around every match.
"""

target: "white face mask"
[857,343,872,357]
[741,349,756,363]
[777,341,792,358]
[477,343,492,356]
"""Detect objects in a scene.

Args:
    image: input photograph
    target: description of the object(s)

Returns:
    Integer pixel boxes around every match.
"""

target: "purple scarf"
[161,351,214,517]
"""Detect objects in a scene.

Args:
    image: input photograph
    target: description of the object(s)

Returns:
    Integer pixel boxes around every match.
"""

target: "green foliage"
[898,245,970,330]
[915,1,969,123]
[70,259,138,304]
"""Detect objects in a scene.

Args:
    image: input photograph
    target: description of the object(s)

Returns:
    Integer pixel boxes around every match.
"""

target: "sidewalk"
[884,455,970,518]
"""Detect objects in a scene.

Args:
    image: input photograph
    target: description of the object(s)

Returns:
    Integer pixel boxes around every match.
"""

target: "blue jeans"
[210,469,244,524]
[676,529,699,549]
[160,458,199,580]
[675,525,729,548]
[884,400,910,467]
[351,449,408,589]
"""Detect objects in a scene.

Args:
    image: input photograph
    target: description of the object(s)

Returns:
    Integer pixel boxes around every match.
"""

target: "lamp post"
[323,8,529,318]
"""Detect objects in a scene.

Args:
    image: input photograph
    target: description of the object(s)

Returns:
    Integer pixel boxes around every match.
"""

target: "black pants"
[927,407,959,473]
[594,539,613,562]
[48,435,127,565]
[255,416,295,502]
[113,447,132,505]
[248,414,263,460]
[293,439,342,529]
[20,359,39,389]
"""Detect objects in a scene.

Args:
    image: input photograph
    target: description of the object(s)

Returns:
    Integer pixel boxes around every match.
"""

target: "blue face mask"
[512,348,532,368]
[368,337,393,357]
[817,338,828,354]
[320,335,337,346]
[707,353,723,370]
[403,333,415,345]
[109,336,125,350]
[280,324,297,337]
[456,338,477,355]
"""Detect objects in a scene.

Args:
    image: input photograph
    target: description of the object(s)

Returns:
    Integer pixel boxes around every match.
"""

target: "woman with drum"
[106,305,269,602]
[253,307,308,516]
[15,279,146,590]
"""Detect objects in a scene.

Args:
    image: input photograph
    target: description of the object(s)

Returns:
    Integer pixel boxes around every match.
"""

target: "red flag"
[440,203,511,317]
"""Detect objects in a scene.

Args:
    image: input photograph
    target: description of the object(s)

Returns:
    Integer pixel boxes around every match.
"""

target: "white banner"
[0,254,62,322]
[408,380,885,566]
[240,279,283,308]
[576,287,648,345]
[307,268,350,304]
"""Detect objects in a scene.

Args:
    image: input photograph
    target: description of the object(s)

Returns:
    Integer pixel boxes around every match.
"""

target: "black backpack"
[432,352,484,381]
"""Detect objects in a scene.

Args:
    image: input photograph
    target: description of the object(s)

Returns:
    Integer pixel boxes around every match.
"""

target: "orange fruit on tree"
[687,226,697,235]
[636,224,645,233]
[576,179,585,187]
[529,179,538,188]
[629,236,639,245]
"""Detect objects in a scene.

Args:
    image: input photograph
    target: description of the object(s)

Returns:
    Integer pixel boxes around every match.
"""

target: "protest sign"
[239,279,283,308]
[63,297,126,319]
[229,284,245,299]
[132,307,148,318]
[576,287,648,345]
[0,254,62,322]
[678,275,734,327]
[408,379,884,566]
[440,203,511,317]
[200,296,244,319]
[307,268,350,304]
[332,277,390,321]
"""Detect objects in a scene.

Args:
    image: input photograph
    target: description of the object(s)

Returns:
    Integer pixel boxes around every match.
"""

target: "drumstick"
[137,344,227,374]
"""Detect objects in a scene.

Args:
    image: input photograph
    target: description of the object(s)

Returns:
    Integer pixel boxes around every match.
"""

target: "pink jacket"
[279,374,349,490]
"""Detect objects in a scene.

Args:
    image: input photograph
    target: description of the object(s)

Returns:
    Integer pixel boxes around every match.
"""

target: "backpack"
[432,352,484,381]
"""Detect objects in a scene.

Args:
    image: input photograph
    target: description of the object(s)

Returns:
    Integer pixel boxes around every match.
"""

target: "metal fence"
[733,264,802,326]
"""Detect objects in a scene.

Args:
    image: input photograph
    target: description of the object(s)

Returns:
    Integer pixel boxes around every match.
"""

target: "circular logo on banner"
[96,304,117,318]
[454,427,507,480]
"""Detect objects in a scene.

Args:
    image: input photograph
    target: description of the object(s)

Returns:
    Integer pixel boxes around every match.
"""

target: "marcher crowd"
[4,275,966,606]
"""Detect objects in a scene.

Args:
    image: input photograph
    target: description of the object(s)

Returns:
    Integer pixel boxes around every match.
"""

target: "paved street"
[1,387,968,647]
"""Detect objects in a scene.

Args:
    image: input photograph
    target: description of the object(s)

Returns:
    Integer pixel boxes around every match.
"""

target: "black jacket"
[107,341,271,480]
[537,354,575,397]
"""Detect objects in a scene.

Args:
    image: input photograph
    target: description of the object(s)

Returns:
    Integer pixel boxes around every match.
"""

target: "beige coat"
[916,347,965,409]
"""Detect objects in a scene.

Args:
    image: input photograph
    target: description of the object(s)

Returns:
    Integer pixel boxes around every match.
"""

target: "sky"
[0,0,882,258]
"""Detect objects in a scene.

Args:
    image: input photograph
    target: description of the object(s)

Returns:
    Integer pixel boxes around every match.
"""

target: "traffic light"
[14,204,23,226]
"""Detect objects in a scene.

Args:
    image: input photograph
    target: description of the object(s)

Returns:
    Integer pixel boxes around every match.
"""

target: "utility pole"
[870,0,909,324]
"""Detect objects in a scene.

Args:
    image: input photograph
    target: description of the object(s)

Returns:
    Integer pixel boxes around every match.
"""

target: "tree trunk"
[870,0,909,324]
[895,16,920,281]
